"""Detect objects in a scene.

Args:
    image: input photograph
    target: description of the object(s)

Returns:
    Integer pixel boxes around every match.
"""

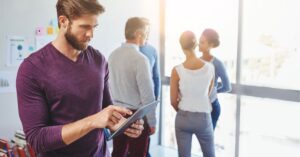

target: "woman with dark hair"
[170,31,215,157]
[199,28,232,130]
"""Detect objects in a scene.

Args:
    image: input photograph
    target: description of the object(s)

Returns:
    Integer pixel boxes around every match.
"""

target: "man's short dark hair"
[56,0,105,27]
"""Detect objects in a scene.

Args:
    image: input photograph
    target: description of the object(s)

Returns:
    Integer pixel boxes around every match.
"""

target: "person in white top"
[170,31,215,157]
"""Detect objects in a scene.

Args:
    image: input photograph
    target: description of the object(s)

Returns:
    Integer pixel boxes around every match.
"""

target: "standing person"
[198,28,232,130]
[109,17,157,157]
[170,31,215,157]
[140,42,161,157]
[16,1,144,157]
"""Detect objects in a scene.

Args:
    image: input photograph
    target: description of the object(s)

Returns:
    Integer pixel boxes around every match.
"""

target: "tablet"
[107,101,159,140]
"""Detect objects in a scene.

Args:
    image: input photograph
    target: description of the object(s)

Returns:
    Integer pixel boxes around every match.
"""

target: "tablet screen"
[107,101,158,140]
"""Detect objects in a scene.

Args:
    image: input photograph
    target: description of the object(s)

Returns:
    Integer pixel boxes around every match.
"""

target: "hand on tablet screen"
[124,119,144,138]
[108,116,127,131]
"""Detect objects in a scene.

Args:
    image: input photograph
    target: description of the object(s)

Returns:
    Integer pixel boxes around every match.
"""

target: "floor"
[149,145,201,157]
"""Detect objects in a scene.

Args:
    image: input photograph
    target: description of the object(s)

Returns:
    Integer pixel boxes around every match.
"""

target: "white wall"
[0,0,160,139]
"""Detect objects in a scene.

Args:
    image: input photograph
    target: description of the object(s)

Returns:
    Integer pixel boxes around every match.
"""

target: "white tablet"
[107,101,159,140]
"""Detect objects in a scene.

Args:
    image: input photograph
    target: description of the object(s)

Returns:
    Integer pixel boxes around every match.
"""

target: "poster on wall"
[6,36,28,67]
[0,71,17,93]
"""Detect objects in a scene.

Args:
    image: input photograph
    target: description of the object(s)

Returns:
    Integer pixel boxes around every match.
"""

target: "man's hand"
[92,105,132,129]
[107,116,127,131]
[61,105,132,145]
[149,127,155,135]
[124,119,144,138]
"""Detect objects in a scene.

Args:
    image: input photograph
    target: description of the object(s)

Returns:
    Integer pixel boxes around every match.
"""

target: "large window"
[164,0,238,83]
[160,0,300,157]
[240,97,300,157]
[163,0,238,156]
[241,0,300,90]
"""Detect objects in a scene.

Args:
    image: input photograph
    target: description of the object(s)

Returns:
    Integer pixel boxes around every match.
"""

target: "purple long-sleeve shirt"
[16,43,113,157]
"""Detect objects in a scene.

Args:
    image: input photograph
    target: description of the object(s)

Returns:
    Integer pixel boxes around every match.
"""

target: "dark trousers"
[112,121,151,157]
[146,138,151,157]
[211,99,221,130]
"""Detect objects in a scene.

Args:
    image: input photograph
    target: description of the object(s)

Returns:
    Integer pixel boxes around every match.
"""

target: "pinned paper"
[35,26,46,36]
[47,26,54,35]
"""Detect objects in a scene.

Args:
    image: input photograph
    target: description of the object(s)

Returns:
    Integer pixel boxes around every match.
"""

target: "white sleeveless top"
[175,62,215,113]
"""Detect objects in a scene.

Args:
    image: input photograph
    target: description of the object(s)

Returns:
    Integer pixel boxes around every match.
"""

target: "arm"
[152,50,161,100]
[208,76,215,96]
[216,61,232,93]
[102,62,113,108]
[16,61,131,153]
[62,105,132,144]
[17,62,65,153]
[170,67,180,112]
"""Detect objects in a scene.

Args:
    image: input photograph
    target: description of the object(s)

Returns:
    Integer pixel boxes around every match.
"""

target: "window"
[164,0,238,84]
[240,96,300,157]
[241,0,300,90]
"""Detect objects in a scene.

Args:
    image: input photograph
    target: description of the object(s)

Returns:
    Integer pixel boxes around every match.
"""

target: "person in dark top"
[16,0,144,157]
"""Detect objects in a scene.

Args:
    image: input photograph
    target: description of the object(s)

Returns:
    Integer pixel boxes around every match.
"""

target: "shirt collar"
[121,43,139,51]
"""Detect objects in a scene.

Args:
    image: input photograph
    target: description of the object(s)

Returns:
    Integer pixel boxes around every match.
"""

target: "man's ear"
[134,31,141,39]
[58,15,69,29]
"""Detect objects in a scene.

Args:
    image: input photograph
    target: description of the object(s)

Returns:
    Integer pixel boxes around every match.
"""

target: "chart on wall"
[5,36,30,67]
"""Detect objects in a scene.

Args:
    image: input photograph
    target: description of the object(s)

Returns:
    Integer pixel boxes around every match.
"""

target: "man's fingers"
[134,119,144,125]
[111,106,132,116]
[130,122,144,130]
[124,128,142,138]
[110,115,120,124]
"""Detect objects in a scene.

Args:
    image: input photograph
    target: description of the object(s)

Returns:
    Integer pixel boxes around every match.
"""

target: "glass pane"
[161,85,177,149]
[164,0,238,84]
[214,94,236,157]
[161,85,236,157]
[241,0,300,90]
[240,96,300,157]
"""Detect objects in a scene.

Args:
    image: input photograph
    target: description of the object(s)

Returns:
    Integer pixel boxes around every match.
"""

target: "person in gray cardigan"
[109,17,156,157]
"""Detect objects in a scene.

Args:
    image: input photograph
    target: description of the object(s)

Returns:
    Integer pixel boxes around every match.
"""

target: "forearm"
[217,82,232,93]
[171,101,179,112]
[24,125,65,153]
[172,105,179,112]
[61,114,98,145]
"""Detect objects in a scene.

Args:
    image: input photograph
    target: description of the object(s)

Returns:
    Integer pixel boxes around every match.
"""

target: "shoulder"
[172,64,182,74]
[26,43,51,65]
[87,46,108,65]
[20,44,53,75]
[140,44,158,56]
[136,51,149,65]
[212,57,225,67]
[204,62,215,76]
[87,46,105,60]
[140,44,157,52]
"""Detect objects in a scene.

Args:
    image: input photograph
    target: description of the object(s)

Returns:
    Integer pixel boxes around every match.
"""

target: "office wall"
[0,0,160,139]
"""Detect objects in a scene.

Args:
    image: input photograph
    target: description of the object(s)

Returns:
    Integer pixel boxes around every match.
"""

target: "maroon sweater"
[16,43,112,157]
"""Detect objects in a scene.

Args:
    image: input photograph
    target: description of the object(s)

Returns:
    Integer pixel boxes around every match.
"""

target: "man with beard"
[16,0,144,157]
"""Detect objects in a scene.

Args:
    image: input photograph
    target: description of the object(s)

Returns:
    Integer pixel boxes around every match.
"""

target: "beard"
[65,26,89,50]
